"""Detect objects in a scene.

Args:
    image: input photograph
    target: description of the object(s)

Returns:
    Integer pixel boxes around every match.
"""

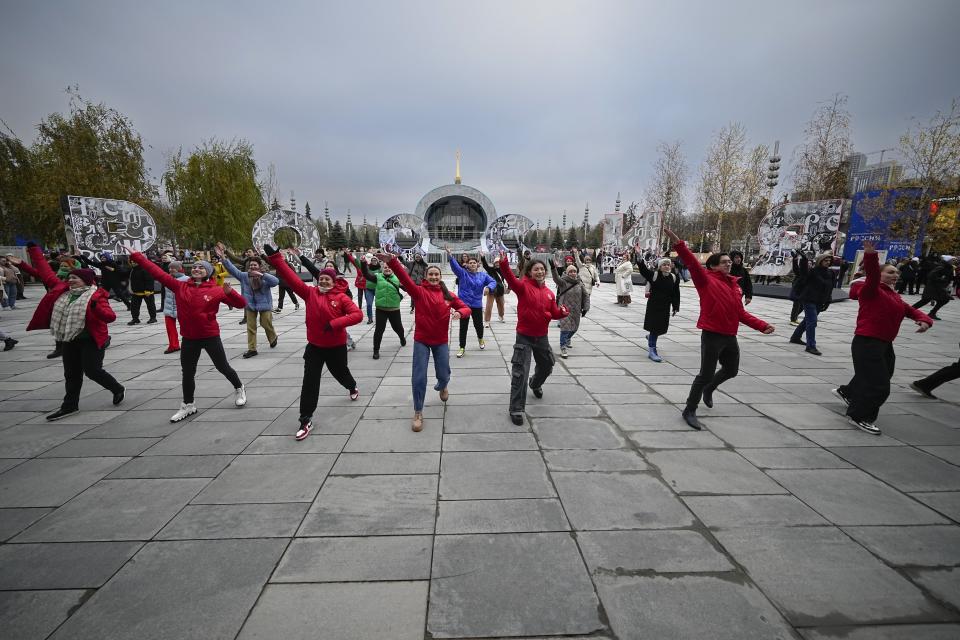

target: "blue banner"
[843,188,922,261]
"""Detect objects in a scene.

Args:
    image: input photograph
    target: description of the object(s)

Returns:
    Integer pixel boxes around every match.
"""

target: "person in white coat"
[614,252,635,306]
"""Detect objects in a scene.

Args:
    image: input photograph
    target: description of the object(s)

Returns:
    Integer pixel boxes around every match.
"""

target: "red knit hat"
[69,268,97,285]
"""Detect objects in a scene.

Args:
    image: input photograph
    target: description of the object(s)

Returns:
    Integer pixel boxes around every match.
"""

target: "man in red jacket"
[664,229,775,430]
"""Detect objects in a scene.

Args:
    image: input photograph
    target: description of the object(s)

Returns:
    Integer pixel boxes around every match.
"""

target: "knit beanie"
[815,252,833,266]
[70,268,97,286]
[319,268,338,280]
[196,260,214,279]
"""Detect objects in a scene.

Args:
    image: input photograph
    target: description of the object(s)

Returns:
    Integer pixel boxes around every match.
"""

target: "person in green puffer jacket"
[347,251,407,359]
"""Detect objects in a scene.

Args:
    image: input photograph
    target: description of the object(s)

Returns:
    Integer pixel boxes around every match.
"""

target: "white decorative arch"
[414,183,497,252]
[251,208,324,262]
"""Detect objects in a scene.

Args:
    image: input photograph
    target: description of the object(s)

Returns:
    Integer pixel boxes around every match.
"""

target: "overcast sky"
[2,0,959,226]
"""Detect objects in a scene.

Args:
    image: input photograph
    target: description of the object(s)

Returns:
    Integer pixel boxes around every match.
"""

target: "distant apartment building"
[846,152,903,195]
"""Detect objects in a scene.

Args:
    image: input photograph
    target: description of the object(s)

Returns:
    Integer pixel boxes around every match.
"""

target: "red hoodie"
[389,257,469,345]
[20,246,116,349]
[500,259,569,337]
[854,252,933,342]
[132,252,246,339]
[673,241,770,336]
[268,253,363,347]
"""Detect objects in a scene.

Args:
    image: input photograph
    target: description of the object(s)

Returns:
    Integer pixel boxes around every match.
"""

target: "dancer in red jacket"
[130,252,248,422]
[664,229,775,430]
[13,244,124,421]
[383,252,470,432]
[265,244,364,441]
[498,252,569,425]
[834,241,933,434]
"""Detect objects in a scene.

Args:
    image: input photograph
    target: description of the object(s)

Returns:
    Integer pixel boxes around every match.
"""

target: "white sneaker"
[170,402,197,422]
[235,385,247,407]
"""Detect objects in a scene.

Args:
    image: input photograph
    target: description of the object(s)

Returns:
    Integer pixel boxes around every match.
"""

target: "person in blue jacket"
[445,246,497,358]
[216,243,279,358]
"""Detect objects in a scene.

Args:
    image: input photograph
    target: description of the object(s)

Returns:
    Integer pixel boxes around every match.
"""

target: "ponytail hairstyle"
[438,281,455,302]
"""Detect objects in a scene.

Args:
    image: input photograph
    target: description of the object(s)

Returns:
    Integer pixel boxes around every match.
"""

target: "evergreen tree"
[551,227,564,249]
[565,226,578,249]
[348,226,359,248]
[328,220,346,249]
[362,226,375,248]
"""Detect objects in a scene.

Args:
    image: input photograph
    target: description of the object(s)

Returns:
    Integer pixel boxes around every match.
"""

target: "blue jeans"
[363,288,375,321]
[412,341,451,411]
[791,302,819,348]
[559,330,575,347]
[648,333,659,349]
[2,282,15,308]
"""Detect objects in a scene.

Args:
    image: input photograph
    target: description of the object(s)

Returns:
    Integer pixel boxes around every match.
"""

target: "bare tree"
[899,97,960,254]
[261,162,280,211]
[697,122,746,249]
[792,94,853,201]
[644,140,688,249]
[731,143,770,249]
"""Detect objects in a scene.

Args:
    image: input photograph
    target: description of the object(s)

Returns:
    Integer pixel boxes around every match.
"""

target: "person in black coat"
[81,252,131,309]
[728,250,753,305]
[897,259,917,295]
[789,252,835,355]
[635,257,681,362]
[913,259,955,319]
[789,250,809,324]
[128,259,158,324]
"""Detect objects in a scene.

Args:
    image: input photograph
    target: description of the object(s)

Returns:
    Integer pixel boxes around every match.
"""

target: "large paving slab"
[238,582,428,640]
[191,453,335,503]
[0,456,128,507]
[14,478,208,541]
[648,449,789,495]
[0,590,89,640]
[298,474,438,536]
[0,541,143,589]
[715,526,953,625]
[595,574,798,640]
[428,533,603,638]
[769,469,948,525]
[272,536,433,582]
[49,539,286,640]
[439,451,554,499]
[553,471,695,529]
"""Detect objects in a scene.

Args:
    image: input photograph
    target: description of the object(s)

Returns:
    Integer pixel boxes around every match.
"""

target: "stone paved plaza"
[1,278,959,640]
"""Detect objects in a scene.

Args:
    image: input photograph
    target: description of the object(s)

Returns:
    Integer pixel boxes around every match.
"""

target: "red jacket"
[19,246,116,348]
[855,252,933,342]
[674,241,770,336]
[268,253,363,347]
[132,252,246,339]
[500,259,569,337]
[389,257,469,345]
